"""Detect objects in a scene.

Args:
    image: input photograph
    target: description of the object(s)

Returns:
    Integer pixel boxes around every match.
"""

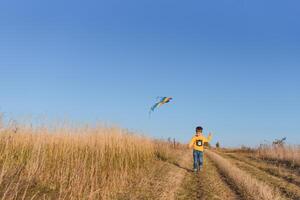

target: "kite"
[149,97,173,116]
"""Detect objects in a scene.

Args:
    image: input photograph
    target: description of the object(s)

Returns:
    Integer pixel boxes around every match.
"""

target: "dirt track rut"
[220,152,300,200]
[175,154,241,200]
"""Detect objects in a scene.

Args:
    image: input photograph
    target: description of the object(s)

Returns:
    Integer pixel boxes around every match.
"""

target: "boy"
[189,126,212,172]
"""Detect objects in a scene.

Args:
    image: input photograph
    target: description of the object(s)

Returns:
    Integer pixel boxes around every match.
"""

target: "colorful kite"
[149,97,173,116]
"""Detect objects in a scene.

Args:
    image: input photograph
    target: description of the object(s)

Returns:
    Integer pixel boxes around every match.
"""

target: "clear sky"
[0,0,299,146]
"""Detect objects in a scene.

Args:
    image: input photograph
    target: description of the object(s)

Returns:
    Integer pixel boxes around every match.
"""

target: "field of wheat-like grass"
[256,144,300,167]
[0,123,175,200]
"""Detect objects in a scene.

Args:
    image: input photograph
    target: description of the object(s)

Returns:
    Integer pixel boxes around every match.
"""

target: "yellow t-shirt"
[189,134,212,151]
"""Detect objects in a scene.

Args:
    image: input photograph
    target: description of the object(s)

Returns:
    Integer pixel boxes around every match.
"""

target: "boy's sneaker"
[193,169,198,173]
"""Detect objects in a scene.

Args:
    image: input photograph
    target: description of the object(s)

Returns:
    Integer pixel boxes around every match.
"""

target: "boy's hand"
[208,132,212,137]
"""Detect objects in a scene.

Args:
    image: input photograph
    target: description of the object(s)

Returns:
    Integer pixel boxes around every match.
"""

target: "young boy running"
[189,126,212,172]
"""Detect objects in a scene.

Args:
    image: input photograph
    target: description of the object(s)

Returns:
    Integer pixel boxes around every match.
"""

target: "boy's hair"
[196,126,203,132]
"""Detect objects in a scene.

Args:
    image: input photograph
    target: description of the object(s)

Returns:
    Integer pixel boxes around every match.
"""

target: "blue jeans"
[193,150,203,170]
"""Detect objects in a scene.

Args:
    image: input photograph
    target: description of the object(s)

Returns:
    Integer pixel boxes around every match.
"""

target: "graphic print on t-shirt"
[196,140,203,147]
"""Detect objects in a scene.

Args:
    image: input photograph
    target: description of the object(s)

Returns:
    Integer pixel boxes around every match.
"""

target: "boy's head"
[196,126,203,134]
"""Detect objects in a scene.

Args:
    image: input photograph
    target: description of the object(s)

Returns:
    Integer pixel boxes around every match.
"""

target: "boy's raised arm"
[206,133,213,142]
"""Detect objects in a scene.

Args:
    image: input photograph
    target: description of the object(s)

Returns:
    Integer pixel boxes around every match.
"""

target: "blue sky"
[0,0,299,146]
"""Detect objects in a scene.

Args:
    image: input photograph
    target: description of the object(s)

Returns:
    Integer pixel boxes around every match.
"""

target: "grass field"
[0,122,299,200]
[0,123,182,200]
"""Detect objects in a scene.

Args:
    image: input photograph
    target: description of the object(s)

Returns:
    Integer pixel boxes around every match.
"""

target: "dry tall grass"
[256,144,300,167]
[206,150,283,200]
[0,123,175,200]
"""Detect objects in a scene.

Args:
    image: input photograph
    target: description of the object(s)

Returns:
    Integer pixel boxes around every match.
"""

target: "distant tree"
[272,137,286,147]
[216,142,220,148]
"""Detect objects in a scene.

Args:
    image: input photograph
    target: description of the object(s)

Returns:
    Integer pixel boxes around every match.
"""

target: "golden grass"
[256,144,300,167]
[0,123,175,200]
[206,150,283,200]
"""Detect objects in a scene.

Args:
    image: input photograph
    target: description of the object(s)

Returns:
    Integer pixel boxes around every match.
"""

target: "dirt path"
[226,152,300,187]
[219,152,300,200]
[175,153,241,200]
[121,150,193,200]
[122,149,297,200]
[158,150,193,200]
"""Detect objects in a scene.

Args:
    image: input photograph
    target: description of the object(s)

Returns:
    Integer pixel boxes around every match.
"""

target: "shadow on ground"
[166,160,194,173]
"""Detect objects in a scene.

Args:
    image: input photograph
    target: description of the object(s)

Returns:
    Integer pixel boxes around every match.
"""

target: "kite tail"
[151,103,160,112]
[148,110,152,119]
[149,103,159,118]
